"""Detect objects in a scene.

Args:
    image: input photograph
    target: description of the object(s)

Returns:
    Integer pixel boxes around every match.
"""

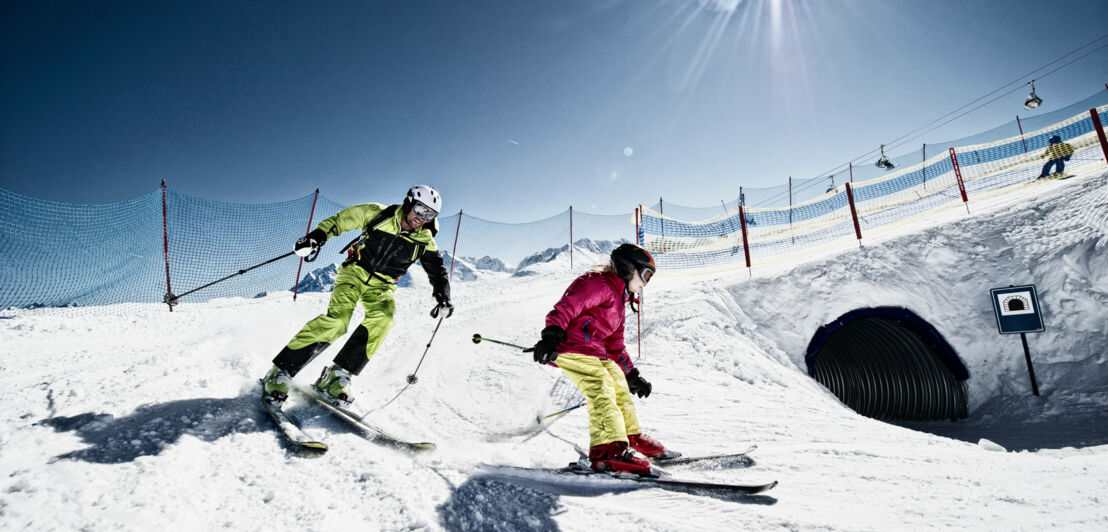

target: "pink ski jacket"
[545,271,636,374]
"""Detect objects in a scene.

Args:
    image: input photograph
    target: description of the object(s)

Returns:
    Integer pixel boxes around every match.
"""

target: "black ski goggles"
[411,201,438,221]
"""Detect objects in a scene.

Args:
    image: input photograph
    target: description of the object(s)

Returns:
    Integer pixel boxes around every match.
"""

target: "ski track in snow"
[1,172,1107,530]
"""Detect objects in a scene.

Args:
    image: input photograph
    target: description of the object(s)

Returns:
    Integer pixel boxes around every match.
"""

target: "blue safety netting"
[3,92,1106,312]
[649,89,1108,219]
[0,188,635,312]
[641,102,1108,271]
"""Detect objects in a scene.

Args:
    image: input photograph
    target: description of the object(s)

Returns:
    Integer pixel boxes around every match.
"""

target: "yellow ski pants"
[286,263,396,361]
[556,352,642,447]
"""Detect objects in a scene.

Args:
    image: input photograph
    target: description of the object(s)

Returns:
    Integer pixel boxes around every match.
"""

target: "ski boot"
[313,365,354,408]
[629,433,680,460]
[261,366,291,404]
[588,441,655,476]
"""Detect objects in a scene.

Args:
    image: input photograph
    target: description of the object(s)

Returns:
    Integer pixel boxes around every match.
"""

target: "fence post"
[635,206,641,246]
[292,188,320,302]
[922,144,927,190]
[1017,115,1028,154]
[845,182,863,246]
[449,209,463,281]
[659,197,664,251]
[635,207,643,360]
[1090,108,1108,164]
[948,148,971,214]
[848,162,854,183]
[738,205,751,275]
[162,180,173,312]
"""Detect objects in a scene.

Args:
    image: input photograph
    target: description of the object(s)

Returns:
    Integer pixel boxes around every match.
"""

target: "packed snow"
[1,171,1106,531]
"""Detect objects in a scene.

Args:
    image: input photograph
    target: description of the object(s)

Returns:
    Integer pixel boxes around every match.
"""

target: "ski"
[259,394,328,453]
[479,461,777,497]
[298,387,436,453]
[573,443,757,467]
[651,444,758,467]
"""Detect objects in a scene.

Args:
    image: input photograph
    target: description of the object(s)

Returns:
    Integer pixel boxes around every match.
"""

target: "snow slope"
[1,172,1106,531]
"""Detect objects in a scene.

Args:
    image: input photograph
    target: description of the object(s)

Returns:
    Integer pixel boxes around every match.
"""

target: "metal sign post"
[989,284,1045,396]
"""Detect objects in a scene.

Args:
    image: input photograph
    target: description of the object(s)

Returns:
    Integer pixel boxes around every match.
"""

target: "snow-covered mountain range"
[293,239,631,293]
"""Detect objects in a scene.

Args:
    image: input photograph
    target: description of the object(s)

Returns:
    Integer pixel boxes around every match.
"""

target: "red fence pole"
[634,207,642,359]
[949,148,970,214]
[1016,115,1028,154]
[569,206,573,270]
[738,205,751,273]
[162,180,173,312]
[845,182,863,246]
[292,188,320,302]
[449,209,463,281]
[922,143,927,190]
[659,196,664,246]
[635,206,641,246]
[1090,108,1108,164]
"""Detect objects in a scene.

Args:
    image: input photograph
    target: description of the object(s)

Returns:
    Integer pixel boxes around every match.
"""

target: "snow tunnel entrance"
[805,307,969,422]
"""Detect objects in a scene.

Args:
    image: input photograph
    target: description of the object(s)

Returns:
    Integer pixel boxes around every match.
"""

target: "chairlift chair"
[875,144,895,170]
[1024,80,1042,110]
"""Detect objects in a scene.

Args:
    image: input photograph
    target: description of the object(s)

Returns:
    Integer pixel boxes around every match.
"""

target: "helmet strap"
[626,284,640,314]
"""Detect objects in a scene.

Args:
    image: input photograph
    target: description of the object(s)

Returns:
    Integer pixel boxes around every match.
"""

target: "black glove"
[532,325,566,365]
[1064,156,1071,161]
[625,368,652,398]
[430,287,453,319]
[430,299,454,319]
[295,228,328,257]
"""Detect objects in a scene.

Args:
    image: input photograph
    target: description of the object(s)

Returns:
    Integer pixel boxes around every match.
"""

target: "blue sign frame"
[990,285,1044,334]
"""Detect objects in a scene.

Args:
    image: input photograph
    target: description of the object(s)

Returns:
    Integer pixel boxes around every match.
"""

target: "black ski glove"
[625,368,652,398]
[430,299,453,319]
[430,287,453,319]
[532,325,566,365]
[295,228,328,257]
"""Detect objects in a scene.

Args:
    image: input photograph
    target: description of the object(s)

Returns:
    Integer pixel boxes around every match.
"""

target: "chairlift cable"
[750,33,1108,208]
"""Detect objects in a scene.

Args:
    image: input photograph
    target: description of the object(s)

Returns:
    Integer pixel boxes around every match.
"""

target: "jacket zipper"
[583,319,590,342]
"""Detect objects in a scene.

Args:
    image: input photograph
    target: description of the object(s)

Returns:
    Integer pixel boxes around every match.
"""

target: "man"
[1039,135,1075,178]
[262,185,453,407]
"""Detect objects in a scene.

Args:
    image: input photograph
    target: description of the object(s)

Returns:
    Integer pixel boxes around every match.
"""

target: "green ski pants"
[286,264,396,362]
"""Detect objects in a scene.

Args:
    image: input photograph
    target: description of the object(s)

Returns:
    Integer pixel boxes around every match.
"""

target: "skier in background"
[531,243,674,475]
[1038,134,1075,178]
[261,185,453,407]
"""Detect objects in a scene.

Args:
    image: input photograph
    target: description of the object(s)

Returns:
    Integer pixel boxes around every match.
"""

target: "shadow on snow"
[36,393,314,463]
[436,468,776,531]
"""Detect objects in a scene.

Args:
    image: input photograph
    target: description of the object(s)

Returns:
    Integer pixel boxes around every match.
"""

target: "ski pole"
[406,314,445,385]
[164,248,317,306]
[472,333,534,352]
[536,401,585,424]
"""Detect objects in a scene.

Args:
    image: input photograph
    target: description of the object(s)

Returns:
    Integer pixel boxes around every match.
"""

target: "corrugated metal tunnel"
[805,307,969,422]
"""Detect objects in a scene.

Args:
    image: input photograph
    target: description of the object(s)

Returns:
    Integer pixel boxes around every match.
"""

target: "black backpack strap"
[367,204,401,233]
[339,204,401,258]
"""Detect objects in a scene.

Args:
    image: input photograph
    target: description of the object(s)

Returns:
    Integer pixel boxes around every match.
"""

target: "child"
[531,244,673,474]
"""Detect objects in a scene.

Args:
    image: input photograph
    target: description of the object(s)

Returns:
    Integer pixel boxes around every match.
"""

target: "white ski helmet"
[404,185,442,214]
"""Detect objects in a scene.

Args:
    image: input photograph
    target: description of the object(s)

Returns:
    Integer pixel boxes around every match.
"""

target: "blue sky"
[2,0,1106,221]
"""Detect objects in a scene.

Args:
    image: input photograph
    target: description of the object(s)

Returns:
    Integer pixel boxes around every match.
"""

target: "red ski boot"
[628,433,679,460]
[588,441,654,475]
